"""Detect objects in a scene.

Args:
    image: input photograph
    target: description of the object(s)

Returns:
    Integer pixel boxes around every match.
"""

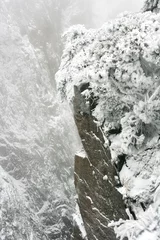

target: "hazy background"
[92,0,144,27]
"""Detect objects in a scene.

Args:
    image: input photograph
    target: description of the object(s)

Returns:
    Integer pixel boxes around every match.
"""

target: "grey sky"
[93,0,145,27]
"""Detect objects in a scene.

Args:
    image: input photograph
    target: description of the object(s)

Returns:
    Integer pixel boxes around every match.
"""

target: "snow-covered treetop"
[56,12,160,133]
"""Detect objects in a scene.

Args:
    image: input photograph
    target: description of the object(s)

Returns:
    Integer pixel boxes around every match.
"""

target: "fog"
[92,0,144,27]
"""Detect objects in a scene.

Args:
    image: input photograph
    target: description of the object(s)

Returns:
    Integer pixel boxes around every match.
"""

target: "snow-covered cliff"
[57,5,160,240]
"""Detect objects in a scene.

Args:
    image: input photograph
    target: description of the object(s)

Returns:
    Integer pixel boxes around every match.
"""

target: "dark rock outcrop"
[143,0,160,12]
[73,86,128,240]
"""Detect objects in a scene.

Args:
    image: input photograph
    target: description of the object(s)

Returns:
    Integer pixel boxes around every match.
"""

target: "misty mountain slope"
[1,0,94,88]
[0,1,88,239]
[57,9,160,240]
[0,166,45,240]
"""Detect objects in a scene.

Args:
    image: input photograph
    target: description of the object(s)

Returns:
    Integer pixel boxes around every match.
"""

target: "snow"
[137,231,158,240]
[103,175,108,181]
[86,196,93,204]
[0,166,27,202]
[91,207,109,221]
[76,149,87,159]
[36,201,50,215]
[73,204,88,239]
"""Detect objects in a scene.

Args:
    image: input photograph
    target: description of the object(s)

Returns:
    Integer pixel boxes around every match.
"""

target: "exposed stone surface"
[143,0,160,12]
[73,86,128,240]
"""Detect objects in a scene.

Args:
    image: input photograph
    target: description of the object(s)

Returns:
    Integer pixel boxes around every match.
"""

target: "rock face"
[143,0,160,12]
[73,86,128,240]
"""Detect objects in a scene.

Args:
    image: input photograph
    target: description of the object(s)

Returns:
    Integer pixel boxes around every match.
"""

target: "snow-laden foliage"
[56,10,160,239]
[57,11,160,154]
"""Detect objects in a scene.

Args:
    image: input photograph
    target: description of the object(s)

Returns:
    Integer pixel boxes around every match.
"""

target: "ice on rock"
[103,175,108,181]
